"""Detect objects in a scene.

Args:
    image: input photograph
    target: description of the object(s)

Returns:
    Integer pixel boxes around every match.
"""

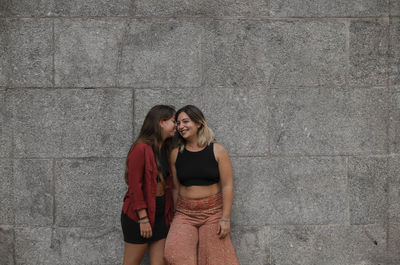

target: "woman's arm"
[169,147,180,210]
[127,143,152,238]
[214,142,234,238]
[127,144,148,212]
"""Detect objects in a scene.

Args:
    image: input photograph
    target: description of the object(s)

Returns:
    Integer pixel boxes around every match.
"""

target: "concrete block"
[9,0,53,17]
[270,225,386,265]
[9,89,64,158]
[0,226,14,265]
[9,89,133,158]
[0,19,8,86]
[269,87,389,155]
[0,159,13,224]
[15,227,59,265]
[349,19,388,86]
[270,0,389,17]
[202,20,346,88]
[10,0,133,17]
[56,227,123,265]
[0,90,12,157]
[391,0,400,16]
[52,88,133,157]
[231,157,347,225]
[388,155,400,222]
[349,157,388,224]
[134,87,269,156]
[54,19,125,87]
[7,19,53,87]
[203,87,268,156]
[15,227,124,265]
[55,0,133,16]
[55,158,127,227]
[119,19,202,88]
[390,18,400,86]
[134,0,269,17]
[388,224,400,264]
[390,87,400,153]
[0,0,11,17]
[231,225,270,265]
[13,159,53,225]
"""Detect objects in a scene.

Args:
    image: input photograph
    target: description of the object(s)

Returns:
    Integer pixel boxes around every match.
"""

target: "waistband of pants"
[176,192,222,213]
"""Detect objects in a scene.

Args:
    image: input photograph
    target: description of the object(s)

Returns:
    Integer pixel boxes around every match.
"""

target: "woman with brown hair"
[164,105,240,265]
[121,105,176,265]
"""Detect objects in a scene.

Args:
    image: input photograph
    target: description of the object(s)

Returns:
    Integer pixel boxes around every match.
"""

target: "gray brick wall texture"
[0,0,399,264]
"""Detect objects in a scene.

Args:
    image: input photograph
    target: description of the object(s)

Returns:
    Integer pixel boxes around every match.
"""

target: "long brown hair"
[175,105,215,152]
[125,105,176,186]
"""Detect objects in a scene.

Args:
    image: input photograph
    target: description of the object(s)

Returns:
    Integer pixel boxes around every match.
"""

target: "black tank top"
[176,143,220,186]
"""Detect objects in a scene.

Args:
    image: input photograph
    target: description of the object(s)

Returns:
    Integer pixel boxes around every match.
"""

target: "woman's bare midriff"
[156,182,165,196]
[179,183,220,199]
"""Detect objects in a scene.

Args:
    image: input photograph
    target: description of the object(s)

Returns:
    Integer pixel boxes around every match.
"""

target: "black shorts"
[121,195,169,244]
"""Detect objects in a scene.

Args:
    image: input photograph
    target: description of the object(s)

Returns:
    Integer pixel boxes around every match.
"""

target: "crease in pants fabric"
[164,192,240,265]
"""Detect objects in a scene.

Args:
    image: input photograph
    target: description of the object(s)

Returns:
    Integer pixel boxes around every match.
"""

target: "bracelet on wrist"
[220,218,230,223]
[139,215,148,220]
[138,219,149,224]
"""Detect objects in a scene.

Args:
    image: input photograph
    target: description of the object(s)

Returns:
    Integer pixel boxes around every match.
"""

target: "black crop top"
[176,143,220,186]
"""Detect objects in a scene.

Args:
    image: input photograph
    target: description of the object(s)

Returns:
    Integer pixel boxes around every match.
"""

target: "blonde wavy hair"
[175,105,215,151]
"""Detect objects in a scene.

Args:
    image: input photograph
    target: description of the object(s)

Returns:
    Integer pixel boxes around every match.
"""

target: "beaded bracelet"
[220,218,230,222]
[138,219,150,224]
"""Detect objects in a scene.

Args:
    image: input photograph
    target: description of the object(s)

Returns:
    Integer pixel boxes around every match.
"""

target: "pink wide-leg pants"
[164,193,240,265]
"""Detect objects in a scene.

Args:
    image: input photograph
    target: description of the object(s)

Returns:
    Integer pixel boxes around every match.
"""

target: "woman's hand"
[140,221,152,238]
[217,220,230,239]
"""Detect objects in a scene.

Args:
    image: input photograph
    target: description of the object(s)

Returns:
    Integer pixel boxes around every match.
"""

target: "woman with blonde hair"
[121,105,176,265]
[164,105,240,265]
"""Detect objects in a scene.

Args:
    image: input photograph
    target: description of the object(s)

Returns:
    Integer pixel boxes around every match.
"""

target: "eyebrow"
[178,118,189,122]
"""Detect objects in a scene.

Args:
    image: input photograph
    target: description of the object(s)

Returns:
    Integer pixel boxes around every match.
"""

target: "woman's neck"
[185,137,201,149]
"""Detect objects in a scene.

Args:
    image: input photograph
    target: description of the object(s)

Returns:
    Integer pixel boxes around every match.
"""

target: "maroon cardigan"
[122,143,174,228]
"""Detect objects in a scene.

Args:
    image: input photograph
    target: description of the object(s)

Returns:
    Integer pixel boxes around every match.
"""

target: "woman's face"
[160,116,176,138]
[176,112,200,140]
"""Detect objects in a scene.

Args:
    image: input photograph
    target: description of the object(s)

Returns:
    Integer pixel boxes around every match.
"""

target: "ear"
[159,120,165,128]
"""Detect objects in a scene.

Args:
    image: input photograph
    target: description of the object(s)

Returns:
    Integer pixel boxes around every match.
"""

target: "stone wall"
[0,0,399,264]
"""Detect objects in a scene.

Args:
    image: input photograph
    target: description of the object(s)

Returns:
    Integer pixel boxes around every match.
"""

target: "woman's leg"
[122,242,148,265]
[164,213,198,265]
[198,214,240,265]
[148,239,166,265]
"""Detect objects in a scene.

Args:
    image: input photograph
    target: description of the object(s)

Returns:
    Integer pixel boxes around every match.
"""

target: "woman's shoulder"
[212,142,229,159]
[127,142,152,158]
[134,142,152,150]
[212,142,226,152]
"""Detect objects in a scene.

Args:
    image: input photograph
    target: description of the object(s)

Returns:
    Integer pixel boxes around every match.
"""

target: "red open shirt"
[121,143,174,229]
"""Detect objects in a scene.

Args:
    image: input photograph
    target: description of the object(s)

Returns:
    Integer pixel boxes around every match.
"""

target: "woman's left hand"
[217,220,230,239]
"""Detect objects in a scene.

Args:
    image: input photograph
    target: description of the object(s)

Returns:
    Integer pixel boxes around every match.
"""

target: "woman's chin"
[180,133,189,139]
